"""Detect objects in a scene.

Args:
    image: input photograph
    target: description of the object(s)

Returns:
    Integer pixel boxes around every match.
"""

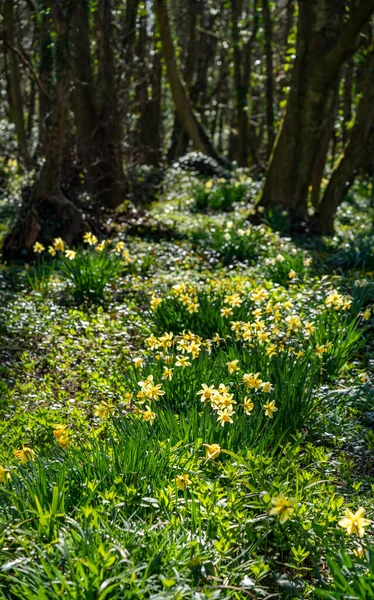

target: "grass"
[0,174,374,598]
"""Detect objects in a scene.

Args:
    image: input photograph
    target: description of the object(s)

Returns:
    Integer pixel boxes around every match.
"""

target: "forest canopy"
[1,0,374,258]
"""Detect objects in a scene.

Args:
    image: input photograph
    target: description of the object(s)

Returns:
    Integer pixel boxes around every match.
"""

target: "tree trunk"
[314,49,374,234]
[94,0,126,208]
[256,0,374,220]
[168,0,198,161]
[262,0,275,159]
[231,0,259,167]
[3,0,30,165]
[155,0,225,165]
[310,92,339,208]
[37,0,53,156]
[3,0,84,261]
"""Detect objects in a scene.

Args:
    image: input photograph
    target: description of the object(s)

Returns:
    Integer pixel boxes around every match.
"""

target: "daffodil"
[0,466,10,483]
[53,237,65,252]
[175,355,191,368]
[263,400,278,418]
[243,397,254,415]
[94,402,115,419]
[14,447,35,463]
[143,406,156,423]
[176,474,191,490]
[65,249,76,260]
[338,507,371,537]
[226,359,240,374]
[33,242,45,253]
[162,367,173,380]
[204,443,221,460]
[270,493,295,524]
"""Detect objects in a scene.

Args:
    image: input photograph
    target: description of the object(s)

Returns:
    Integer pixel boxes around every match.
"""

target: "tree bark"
[94,0,126,208]
[314,49,374,234]
[2,0,30,165]
[256,0,374,220]
[155,0,225,165]
[3,0,84,261]
[262,0,275,159]
[231,0,259,167]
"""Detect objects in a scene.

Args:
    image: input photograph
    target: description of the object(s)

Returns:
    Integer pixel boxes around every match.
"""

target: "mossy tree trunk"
[256,0,374,220]
[313,49,374,234]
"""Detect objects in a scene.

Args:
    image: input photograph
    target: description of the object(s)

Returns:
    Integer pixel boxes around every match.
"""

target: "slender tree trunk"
[155,0,225,165]
[256,0,374,219]
[231,0,259,167]
[314,49,374,234]
[342,59,354,144]
[95,0,126,208]
[262,0,275,159]
[3,0,29,165]
[168,0,198,161]
[38,1,53,156]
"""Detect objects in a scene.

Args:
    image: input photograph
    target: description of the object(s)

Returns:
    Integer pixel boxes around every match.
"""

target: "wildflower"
[257,331,270,344]
[197,384,216,402]
[0,466,10,483]
[338,507,371,537]
[212,333,222,345]
[217,408,234,427]
[115,241,125,253]
[221,307,233,317]
[303,257,313,266]
[266,344,277,357]
[133,357,143,368]
[176,474,191,490]
[286,315,301,332]
[143,406,156,423]
[263,400,278,418]
[14,447,35,463]
[226,359,240,374]
[65,249,76,260]
[360,372,370,384]
[53,237,65,252]
[162,367,173,380]
[304,322,316,336]
[362,308,371,321]
[83,232,98,245]
[315,344,326,358]
[225,293,242,307]
[175,355,191,368]
[95,240,106,252]
[48,246,56,256]
[288,270,297,279]
[146,382,165,401]
[270,493,295,524]
[261,382,273,393]
[204,443,221,460]
[94,402,115,419]
[33,242,45,253]
[53,424,70,448]
[276,254,285,262]
[243,372,263,390]
[186,301,199,314]
[243,397,254,415]
[150,296,162,310]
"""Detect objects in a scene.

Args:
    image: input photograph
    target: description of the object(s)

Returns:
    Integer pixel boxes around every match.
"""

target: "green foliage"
[58,247,121,303]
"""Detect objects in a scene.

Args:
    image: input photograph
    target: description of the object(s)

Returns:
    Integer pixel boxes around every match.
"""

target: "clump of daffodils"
[197,373,277,426]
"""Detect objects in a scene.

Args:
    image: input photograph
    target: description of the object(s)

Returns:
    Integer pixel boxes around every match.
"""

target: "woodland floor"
[0,171,374,599]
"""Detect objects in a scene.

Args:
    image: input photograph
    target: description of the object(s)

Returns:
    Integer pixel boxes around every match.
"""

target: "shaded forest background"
[1,0,374,259]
